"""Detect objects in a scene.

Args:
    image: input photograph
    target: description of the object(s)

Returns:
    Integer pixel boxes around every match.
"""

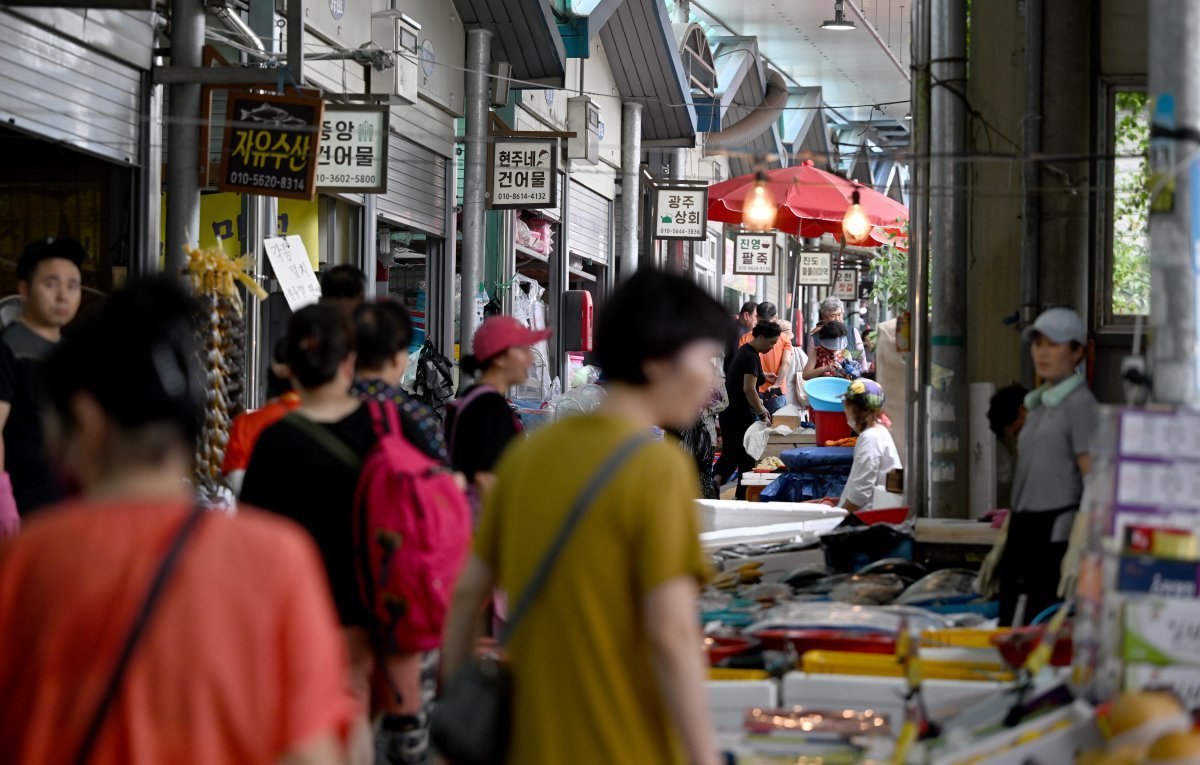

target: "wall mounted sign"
[653,186,708,241]
[488,138,558,209]
[316,105,389,193]
[832,268,860,301]
[218,91,323,201]
[264,236,322,310]
[732,232,776,275]
[796,251,833,286]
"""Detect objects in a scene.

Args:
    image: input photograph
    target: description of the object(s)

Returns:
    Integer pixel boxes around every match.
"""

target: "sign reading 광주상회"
[317,106,389,193]
[219,91,324,201]
[653,187,708,240]
[797,251,833,285]
[489,139,558,209]
[733,232,776,275]
[832,269,859,301]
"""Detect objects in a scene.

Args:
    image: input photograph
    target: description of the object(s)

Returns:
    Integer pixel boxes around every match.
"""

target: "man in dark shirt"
[0,239,84,533]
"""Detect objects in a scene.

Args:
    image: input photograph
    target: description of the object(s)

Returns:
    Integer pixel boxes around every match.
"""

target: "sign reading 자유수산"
[263,236,322,310]
[219,91,323,201]
[832,269,859,301]
[797,251,833,286]
[733,233,775,275]
[653,187,708,240]
[489,139,558,209]
[316,106,389,193]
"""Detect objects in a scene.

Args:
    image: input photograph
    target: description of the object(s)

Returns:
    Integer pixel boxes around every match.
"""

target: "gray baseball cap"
[1023,307,1087,345]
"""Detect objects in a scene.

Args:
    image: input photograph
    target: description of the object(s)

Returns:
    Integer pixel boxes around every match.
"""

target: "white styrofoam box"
[708,680,779,732]
[695,499,847,533]
[716,547,829,582]
[781,673,1009,729]
[930,700,1101,765]
[1124,597,1200,666]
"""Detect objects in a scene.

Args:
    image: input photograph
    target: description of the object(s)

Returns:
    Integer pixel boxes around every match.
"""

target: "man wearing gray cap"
[978,307,1097,625]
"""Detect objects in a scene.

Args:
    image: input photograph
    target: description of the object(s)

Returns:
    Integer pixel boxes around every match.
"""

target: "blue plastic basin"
[805,377,852,412]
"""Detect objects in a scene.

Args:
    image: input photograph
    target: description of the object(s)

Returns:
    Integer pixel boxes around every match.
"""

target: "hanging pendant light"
[742,171,777,230]
[821,0,856,31]
[842,189,872,244]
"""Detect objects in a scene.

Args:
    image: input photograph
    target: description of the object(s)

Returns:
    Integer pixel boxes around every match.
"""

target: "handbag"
[71,505,206,765]
[429,433,651,765]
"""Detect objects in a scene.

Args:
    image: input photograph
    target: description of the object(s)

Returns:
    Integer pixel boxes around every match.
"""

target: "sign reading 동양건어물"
[733,232,776,275]
[317,106,389,193]
[219,91,324,201]
[653,187,708,240]
[488,139,558,209]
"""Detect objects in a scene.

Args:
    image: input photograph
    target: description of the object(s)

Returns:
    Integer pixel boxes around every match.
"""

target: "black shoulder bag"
[429,433,650,765]
[71,506,206,765]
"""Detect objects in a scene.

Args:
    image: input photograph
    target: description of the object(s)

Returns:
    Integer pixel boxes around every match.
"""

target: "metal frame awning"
[599,0,697,146]
[453,0,566,86]
[706,36,785,177]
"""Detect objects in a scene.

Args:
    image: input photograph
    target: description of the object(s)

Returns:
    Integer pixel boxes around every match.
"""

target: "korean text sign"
[733,233,775,275]
[653,187,708,240]
[489,139,558,209]
[263,236,322,310]
[797,251,833,285]
[317,106,389,193]
[832,269,859,301]
[219,91,323,201]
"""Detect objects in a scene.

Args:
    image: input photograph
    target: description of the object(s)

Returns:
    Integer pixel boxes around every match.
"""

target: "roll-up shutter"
[377,132,447,236]
[566,180,612,265]
[0,11,142,166]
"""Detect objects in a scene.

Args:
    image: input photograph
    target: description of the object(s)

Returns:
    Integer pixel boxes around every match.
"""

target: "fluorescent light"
[822,1,856,31]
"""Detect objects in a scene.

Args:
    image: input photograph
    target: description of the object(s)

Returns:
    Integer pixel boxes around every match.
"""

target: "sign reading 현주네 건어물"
[797,251,833,286]
[317,106,389,193]
[653,187,708,240]
[489,139,558,209]
[263,236,322,310]
[219,91,323,201]
[832,269,860,301]
[733,232,776,275]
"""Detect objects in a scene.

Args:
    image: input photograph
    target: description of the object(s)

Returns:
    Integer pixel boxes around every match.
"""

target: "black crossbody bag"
[429,434,650,765]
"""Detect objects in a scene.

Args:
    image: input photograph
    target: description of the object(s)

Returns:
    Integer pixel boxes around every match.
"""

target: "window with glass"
[1102,86,1151,323]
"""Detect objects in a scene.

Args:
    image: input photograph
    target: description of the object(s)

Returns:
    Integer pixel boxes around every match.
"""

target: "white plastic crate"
[707,679,779,732]
[695,499,846,533]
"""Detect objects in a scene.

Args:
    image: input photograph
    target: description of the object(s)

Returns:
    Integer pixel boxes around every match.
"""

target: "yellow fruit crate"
[708,667,771,681]
[801,650,1014,682]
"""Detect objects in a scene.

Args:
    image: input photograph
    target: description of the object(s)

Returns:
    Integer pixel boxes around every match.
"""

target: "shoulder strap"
[284,412,364,472]
[73,506,206,765]
[446,385,498,453]
[497,433,652,647]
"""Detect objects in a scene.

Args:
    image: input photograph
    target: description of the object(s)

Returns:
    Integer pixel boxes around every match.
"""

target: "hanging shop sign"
[796,251,833,286]
[488,138,558,209]
[316,105,389,193]
[653,186,708,241]
[264,235,322,310]
[218,91,324,201]
[732,232,776,275]
[832,269,860,301]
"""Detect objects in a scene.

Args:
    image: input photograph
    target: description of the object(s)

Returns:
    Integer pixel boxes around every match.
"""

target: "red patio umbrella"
[707,160,908,243]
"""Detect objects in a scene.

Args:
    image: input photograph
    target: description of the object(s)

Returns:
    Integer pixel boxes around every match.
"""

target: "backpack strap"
[284,412,364,472]
[364,397,405,442]
[446,385,499,454]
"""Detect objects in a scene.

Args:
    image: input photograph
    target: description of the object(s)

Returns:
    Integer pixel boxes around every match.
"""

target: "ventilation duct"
[705,68,789,150]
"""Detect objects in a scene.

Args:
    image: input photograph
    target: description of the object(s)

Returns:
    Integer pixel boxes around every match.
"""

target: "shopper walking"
[837,379,903,511]
[980,308,1097,626]
[321,264,368,314]
[715,321,782,499]
[0,238,84,533]
[0,280,356,765]
[351,300,448,463]
[738,302,793,413]
[441,269,725,765]
[221,338,300,495]
[444,315,549,493]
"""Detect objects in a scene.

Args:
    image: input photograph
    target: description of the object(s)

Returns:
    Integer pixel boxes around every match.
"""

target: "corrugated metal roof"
[453,0,566,86]
[708,37,785,176]
[599,0,697,146]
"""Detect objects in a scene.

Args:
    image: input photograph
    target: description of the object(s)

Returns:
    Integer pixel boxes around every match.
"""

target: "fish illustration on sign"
[239,103,307,128]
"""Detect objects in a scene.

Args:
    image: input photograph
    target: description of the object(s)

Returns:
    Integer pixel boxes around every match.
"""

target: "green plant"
[1112,91,1151,316]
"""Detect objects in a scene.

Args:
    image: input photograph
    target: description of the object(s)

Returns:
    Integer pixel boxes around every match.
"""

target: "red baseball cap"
[472,316,552,362]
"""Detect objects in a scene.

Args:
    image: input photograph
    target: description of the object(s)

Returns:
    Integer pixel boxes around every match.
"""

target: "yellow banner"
[159,192,320,269]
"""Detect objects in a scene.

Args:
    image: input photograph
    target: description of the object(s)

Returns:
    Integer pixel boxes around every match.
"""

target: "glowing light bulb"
[842,189,872,244]
[742,172,777,230]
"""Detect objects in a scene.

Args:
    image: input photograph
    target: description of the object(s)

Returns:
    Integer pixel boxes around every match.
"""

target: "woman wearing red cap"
[444,316,551,494]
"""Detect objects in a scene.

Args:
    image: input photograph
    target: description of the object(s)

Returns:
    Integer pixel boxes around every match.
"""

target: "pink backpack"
[355,399,472,653]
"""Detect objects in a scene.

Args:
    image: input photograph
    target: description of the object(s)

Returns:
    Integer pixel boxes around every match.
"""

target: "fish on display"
[896,569,979,606]
[782,564,838,590]
[855,558,928,585]
[828,573,907,606]
[239,103,307,128]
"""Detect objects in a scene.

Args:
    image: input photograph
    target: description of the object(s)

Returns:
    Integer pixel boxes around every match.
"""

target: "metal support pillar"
[243,195,275,411]
[164,0,204,279]
[132,69,163,281]
[618,101,643,280]
[1149,0,1200,409]
[363,195,378,300]
[428,158,459,354]
[550,169,571,389]
[287,0,304,83]
[927,0,968,518]
[1018,0,1043,386]
[906,0,932,514]
[460,28,492,354]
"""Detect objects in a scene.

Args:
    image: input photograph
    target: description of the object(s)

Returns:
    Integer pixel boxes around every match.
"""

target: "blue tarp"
[779,446,856,472]
[760,472,848,503]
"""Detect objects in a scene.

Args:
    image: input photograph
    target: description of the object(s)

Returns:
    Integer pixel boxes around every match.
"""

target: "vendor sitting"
[837,379,902,511]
